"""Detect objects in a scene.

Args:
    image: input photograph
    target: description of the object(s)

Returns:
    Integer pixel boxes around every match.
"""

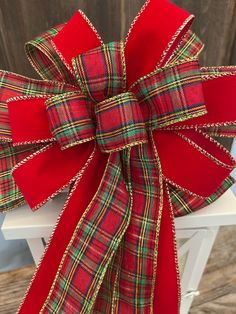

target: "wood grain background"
[0,0,236,75]
[0,2,235,313]
[1,0,235,150]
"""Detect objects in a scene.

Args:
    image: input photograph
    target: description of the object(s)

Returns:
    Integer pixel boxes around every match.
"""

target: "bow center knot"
[95,91,147,152]
[45,40,206,154]
[46,41,148,153]
[46,90,147,153]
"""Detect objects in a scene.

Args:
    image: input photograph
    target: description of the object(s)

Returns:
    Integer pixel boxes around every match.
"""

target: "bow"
[0,1,236,313]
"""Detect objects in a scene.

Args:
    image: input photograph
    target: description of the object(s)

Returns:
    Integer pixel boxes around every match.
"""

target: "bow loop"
[1,2,236,314]
[46,91,95,150]
[46,90,147,153]
[72,42,126,103]
[131,59,207,129]
[43,56,207,153]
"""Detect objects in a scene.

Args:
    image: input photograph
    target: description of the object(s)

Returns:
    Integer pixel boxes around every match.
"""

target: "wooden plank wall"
[0,0,235,148]
[0,0,236,76]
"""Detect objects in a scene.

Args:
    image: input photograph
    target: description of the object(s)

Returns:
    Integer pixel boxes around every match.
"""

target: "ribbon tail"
[27,150,132,314]
[153,184,180,313]
[94,141,165,312]
[92,149,133,313]
[18,147,108,313]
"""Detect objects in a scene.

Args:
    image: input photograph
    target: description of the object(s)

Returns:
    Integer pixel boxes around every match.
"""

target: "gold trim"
[25,39,68,82]
[61,136,96,150]
[174,130,235,170]
[156,15,195,68]
[129,57,198,90]
[149,131,164,314]
[12,138,55,146]
[45,90,83,108]
[16,145,97,314]
[78,10,103,46]
[120,41,127,92]
[164,176,205,199]
[51,40,75,76]
[12,143,54,173]
[165,183,182,312]
[40,150,133,313]
[6,94,51,103]
[101,139,148,154]
[124,0,151,46]
[162,120,236,131]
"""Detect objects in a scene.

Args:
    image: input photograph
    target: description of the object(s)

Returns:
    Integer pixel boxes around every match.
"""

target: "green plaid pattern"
[73,42,125,103]
[25,24,75,84]
[0,142,42,212]
[168,30,204,64]
[169,176,235,217]
[94,143,163,311]
[43,152,132,313]
[95,92,147,152]
[131,59,206,129]
[0,11,235,313]
[46,91,95,149]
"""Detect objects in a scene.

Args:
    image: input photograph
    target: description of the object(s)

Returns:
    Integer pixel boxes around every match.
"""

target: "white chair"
[1,139,236,313]
[231,139,236,196]
[1,189,236,313]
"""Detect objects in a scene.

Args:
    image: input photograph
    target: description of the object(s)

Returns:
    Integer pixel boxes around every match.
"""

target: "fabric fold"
[0,1,235,314]
[41,151,132,313]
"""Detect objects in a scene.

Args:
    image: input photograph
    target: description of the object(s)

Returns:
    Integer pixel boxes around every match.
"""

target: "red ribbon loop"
[0,1,235,313]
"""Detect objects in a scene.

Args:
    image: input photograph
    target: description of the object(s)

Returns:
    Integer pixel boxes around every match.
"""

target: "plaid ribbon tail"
[1,1,236,313]
[39,151,133,313]
[94,140,186,313]
[94,141,180,312]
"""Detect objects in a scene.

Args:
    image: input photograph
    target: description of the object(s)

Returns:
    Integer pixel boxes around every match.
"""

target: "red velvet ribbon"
[3,0,235,313]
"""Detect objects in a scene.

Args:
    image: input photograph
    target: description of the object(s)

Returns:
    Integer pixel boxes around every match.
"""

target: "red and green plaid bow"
[1,1,236,313]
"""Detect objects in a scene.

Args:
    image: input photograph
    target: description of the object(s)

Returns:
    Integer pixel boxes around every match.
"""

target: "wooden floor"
[0,226,236,314]
[190,226,236,314]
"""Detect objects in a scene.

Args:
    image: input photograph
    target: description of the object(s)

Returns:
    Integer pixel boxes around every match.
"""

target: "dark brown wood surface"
[0,3,235,313]
[1,0,235,149]
[0,0,236,76]
[1,225,236,313]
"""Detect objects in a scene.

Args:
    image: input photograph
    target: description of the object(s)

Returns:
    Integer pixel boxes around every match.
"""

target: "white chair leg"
[26,238,45,265]
[178,226,219,314]
[231,138,236,196]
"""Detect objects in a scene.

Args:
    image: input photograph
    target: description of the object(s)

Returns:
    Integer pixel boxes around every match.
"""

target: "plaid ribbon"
[0,2,236,313]
[45,42,205,154]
